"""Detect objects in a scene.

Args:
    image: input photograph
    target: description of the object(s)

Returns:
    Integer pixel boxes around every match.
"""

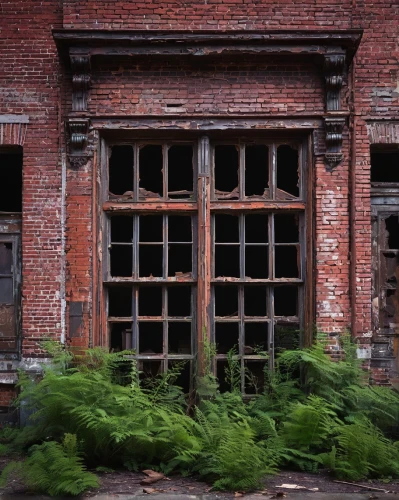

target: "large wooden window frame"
[100,134,312,395]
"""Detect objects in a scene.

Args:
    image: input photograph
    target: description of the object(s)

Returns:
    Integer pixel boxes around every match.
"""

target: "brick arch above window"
[0,115,29,147]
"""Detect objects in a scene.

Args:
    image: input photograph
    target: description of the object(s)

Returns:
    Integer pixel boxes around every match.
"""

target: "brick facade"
[0,0,398,403]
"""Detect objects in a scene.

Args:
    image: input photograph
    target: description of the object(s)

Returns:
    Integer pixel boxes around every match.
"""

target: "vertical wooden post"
[197,136,211,376]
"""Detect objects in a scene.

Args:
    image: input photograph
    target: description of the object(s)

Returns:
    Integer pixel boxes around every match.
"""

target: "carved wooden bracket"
[68,118,89,168]
[324,117,345,170]
[69,118,89,151]
[70,54,91,112]
[323,54,346,111]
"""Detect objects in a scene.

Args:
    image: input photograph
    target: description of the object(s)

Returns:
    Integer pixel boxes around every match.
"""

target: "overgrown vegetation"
[1,334,399,495]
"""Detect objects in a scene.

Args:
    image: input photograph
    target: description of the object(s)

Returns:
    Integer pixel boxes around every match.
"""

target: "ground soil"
[1,455,399,498]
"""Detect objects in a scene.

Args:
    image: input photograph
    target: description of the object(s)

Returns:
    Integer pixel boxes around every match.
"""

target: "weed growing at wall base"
[1,335,399,495]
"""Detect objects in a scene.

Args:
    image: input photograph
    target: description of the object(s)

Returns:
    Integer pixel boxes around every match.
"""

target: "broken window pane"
[245,145,269,197]
[385,215,399,249]
[245,215,268,243]
[168,286,191,317]
[215,322,239,354]
[108,287,132,317]
[168,361,190,393]
[245,246,269,279]
[274,286,298,316]
[139,145,163,198]
[0,148,22,212]
[109,145,133,197]
[274,214,299,243]
[244,286,267,317]
[139,322,163,354]
[168,322,192,354]
[110,322,132,351]
[215,246,240,278]
[0,243,12,274]
[274,322,300,351]
[276,145,299,198]
[215,214,239,243]
[215,285,238,317]
[275,246,299,278]
[139,245,163,277]
[111,216,133,243]
[139,215,163,243]
[169,216,192,243]
[245,323,268,352]
[371,150,399,183]
[245,360,266,394]
[139,287,162,316]
[168,244,192,277]
[110,245,132,277]
[168,145,194,199]
[214,145,239,198]
[140,360,162,379]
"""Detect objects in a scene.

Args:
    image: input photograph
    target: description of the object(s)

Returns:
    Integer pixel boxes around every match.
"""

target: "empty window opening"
[244,286,267,317]
[108,287,132,317]
[214,145,239,197]
[0,148,22,212]
[245,361,266,395]
[139,145,163,197]
[215,285,238,317]
[110,245,132,277]
[274,286,298,316]
[168,323,191,354]
[139,322,163,354]
[168,286,191,317]
[169,216,192,242]
[277,145,299,198]
[274,323,300,351]
[110,322,132,352]
[275,246,299,278]
[168,145,194,198]
[371,150,399,183]
[274,214,299,243]
[245,245,269,279]
[140,360,162,380]
[245,145,269,197]
[385,216,399,249]
[168,244,192,276]
[215,245,240,278]
[383,254,398,285]
[245,215,268,243]
[216,360,230,392]
[109,145,133,196]
[139,215,163,243]
[111,216,133,243]
[215,214,239,243]
[245,323,268,352]
[215,322,239,354]
[0,243,12,274]
[139,245,163,277]
[139,287,162,317]
[168,361,191,394]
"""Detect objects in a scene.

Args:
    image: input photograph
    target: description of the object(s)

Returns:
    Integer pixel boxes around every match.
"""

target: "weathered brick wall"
[0,1,63,359]
[62,0,353,30]
[1,0,398,400]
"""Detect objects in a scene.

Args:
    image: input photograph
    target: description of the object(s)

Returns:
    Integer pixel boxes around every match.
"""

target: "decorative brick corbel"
[324,117,345,170]
[323,54,345,112]
[68,118,89,168]
[70,54,91,112]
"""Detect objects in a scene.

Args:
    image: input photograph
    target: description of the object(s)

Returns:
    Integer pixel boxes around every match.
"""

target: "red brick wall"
[1,0,398,399]
[62,0,353,30]
[0,1,63,359]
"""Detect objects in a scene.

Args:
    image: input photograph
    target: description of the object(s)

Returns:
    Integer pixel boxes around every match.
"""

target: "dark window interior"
[0,148,22,212]
[371,149,399,182]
